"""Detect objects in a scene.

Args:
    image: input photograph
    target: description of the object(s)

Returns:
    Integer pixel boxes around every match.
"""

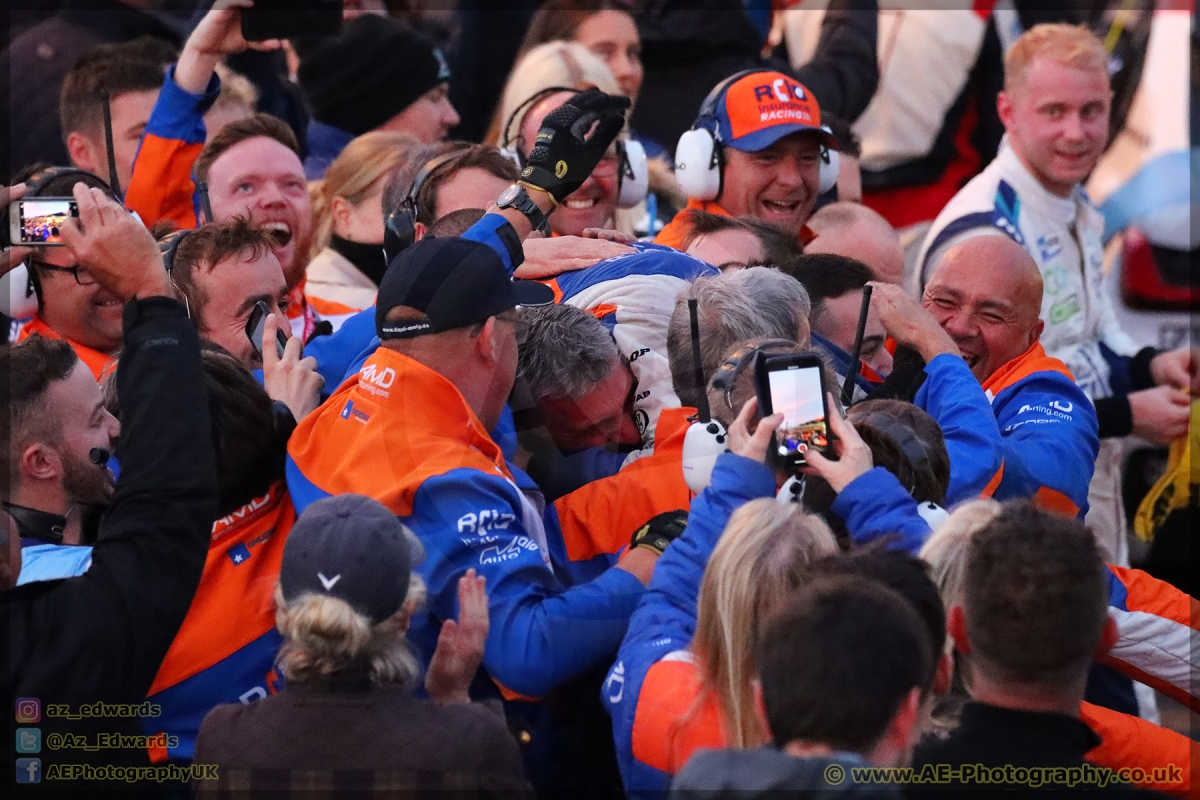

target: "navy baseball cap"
[279,494,425,625]
[376,237,554,339]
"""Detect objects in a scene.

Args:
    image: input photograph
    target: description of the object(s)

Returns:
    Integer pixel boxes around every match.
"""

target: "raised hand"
[726,397,782,465]
[425,569,489,705]
[519,88,630,205]
[59,183,169,301]
[261,313,324,422]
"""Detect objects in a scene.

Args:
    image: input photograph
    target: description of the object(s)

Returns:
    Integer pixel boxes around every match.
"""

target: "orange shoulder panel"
[632,657,727,775]
[981,342,1075,396]
[1082,702,1194,796]
[554,407,693,562]
[148,484,295,694]
[17,316,112,380]
[1033,485,1080,518]
[1107,564,1197,629]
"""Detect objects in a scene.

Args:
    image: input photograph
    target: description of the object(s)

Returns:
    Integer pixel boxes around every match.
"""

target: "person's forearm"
[174,46,222,96]
[484,184,557,241]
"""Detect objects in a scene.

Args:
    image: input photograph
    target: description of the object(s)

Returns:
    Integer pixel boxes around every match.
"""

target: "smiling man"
[656,71,837,250]
[916,24,1196,566]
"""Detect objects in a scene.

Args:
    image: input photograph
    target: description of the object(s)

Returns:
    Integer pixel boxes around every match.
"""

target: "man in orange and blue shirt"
[869,234,1098,518]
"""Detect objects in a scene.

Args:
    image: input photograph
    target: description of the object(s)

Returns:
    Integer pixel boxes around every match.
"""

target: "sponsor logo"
[226,543,251,566]
[340,400,370,423]
[457,509,515,536]
[479,536,539,565]
[605,661,625,704]
[1016,403,1073,421]
[317,572,341,590]
[1049,294,1081,324]
[360,364,395,389]
[1037,234,1063,263]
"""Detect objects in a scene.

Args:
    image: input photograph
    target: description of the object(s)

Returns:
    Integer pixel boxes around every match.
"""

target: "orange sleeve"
[1082,702,1195,796]
[124,134,202,231]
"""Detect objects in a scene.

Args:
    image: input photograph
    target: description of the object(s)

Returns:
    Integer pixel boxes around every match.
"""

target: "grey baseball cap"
[280,494,425,624]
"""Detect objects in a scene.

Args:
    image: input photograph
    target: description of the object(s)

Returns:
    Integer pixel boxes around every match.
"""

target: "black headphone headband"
[22,166,112,198]
[692,69,760,136]
[501,85,581,159]
[158,229,191,273]
[383,146,473,262]
[709,338,800,411]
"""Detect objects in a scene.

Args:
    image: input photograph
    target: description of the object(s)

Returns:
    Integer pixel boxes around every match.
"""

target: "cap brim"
[727,124,839,153]
[512,279,556,307]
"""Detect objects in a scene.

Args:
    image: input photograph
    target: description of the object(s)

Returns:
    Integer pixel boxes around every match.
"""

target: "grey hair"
[517,304,620,400]
[667,267,812,409]
[274,572,426,689]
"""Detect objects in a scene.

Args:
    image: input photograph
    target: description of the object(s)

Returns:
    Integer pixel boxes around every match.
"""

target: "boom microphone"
[89,447,111,467]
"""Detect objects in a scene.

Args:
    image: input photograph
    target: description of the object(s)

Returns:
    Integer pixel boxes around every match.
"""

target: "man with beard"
[3,336,119,584]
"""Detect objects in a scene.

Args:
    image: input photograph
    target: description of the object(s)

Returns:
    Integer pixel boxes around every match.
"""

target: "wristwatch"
[497,184,552,237]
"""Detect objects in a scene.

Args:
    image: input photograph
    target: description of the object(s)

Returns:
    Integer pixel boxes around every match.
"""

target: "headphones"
[675,71,840,202]
[383,147,470,262]
[158,229,191,273]
[499,86,647,210]
[709,337,801,413]
[2,167,117,319]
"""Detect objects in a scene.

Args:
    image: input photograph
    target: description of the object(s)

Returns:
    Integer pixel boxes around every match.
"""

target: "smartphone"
[754,353,831,468]
[9,198,79,246]
[241,0,343,42]
[246,300,289,360]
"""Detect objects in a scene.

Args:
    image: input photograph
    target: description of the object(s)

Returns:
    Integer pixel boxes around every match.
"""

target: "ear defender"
[817,125,840,196]
[674,70,758,203]
[616,139,649,208]
[0,262,38,319]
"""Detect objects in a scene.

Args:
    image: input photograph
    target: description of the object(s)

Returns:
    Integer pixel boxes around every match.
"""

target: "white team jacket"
[915,140,1140,401]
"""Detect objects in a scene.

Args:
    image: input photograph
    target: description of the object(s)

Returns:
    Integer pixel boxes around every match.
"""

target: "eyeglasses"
[495,312,532,345]
[29,260,95,286]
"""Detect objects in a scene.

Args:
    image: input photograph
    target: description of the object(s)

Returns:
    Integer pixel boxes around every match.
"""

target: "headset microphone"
[89,447,111,467]
[681,298,729,493]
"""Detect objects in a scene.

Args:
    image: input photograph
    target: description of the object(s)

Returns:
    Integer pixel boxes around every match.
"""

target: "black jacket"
[910,702,1164,797]
[631,0,879,157]
[2,298,216,789]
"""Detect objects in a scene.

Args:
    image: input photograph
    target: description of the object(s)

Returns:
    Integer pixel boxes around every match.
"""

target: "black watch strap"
[499,184,552,236]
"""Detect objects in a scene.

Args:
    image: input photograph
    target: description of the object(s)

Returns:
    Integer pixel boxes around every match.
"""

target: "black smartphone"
[241,0,343,42]
[9,198,79,246]
[754,353,831,468]
[246,300,288,360]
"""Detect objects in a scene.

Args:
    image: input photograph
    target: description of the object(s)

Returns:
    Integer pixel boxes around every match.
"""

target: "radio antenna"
[100,89,122,200]
[688,298,711,422]
[841,285,872,406]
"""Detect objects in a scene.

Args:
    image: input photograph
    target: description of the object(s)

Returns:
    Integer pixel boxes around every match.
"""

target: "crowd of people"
[2,0,1196,797]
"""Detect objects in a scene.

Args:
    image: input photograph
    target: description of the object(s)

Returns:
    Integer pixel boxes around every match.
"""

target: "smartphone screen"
[245,301,287,360]
[768,363,829,459]
[13,199,78,245]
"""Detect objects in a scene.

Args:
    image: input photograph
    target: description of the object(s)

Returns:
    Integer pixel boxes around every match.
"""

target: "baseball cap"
[714,71,839,153]
[279,494,425,625]
[376,236,554,339]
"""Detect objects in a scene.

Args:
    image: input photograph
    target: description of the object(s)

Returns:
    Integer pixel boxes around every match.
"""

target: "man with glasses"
[17,209,126,379]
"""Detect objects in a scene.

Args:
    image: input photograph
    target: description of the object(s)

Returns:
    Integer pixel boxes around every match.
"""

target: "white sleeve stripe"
[1108,606,1199,698]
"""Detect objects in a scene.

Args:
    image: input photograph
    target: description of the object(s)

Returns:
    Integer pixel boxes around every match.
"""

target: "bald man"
[870,235,1099,523]
[805,202,906,284]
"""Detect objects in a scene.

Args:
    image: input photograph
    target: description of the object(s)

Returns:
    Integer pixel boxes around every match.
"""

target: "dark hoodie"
[670,747,903,799]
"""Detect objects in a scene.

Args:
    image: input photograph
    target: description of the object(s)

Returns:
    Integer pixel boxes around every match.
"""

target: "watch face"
[497,185,521,207]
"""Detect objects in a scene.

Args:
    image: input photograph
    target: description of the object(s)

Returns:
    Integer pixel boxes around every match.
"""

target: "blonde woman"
[305,131,419,311]
[601,398,838,795]
[193,494,529,794]
[918,499,1197,797]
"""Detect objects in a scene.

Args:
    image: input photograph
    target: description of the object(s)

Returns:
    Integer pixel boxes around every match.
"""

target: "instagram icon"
[15,698,40,723]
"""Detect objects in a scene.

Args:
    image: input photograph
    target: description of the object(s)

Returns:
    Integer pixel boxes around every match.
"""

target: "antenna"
[100,89,122,200]
[688,298,711,422]
[841,285,872,407]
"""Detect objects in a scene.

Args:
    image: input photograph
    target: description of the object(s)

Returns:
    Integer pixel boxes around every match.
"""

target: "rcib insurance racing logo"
[749,78,813,127]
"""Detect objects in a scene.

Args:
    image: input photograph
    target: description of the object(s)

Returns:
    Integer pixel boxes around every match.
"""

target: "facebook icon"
[16,757,41,783]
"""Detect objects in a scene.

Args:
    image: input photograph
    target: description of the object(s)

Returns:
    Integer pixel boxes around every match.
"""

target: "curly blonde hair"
[274,573,427,688]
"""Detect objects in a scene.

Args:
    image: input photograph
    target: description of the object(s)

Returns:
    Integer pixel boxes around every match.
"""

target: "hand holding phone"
[754,353,832,469]
[803,398,874,493]
[9,197,79,247]
[246,300,288,360]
